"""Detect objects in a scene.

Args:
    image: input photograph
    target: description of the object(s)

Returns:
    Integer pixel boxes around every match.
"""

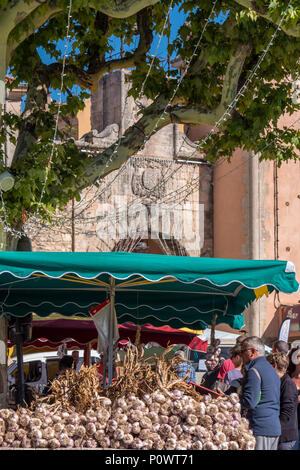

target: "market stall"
[0,251,299,450]
[0,251,298,385]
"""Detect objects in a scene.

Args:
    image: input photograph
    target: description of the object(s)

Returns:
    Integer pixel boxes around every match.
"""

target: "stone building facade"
[30,70,214,258]
[3,71,300,344]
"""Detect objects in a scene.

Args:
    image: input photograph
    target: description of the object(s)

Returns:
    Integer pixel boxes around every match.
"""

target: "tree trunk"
[0,225,8,408]
[0,224,24,409]
[0,36,7,118]
[0,316,8,409]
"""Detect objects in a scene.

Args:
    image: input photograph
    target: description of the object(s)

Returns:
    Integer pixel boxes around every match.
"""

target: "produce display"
[0,348,256,450]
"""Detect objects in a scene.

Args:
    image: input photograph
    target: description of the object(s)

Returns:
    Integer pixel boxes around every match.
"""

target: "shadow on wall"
[263,306,281,346]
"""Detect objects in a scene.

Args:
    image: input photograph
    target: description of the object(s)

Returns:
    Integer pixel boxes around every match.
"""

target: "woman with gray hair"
[240,336,281,450]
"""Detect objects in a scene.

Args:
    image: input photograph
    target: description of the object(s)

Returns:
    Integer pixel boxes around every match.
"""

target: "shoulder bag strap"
[251,367,262,405]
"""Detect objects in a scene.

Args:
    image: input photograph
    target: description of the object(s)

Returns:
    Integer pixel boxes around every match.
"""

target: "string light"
[21,1,298,240]
[0,0,74,240]
[76,0,290,225]
[33,0,73,222]
[73,0,175,213]
[56,0,219,222]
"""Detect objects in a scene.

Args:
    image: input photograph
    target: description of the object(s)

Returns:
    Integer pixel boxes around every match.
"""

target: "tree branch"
[74,43,252,189]
[44,7,153,92]
[170,43,252,125]
[7,3,62,64]
[11,57,51,168]
[76,95,171,188]
[233,0,300,37]
[97,0,159,18]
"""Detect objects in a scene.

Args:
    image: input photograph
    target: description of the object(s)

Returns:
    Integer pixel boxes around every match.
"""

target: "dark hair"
[272,340,289,354]
[230,344,242,358]
[58,355,74,371]
[236,335,248,344]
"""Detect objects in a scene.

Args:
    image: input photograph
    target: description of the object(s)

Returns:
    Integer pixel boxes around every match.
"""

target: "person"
[174,350,196,383]
[267,351,298,450]
[216,344,244,395]
[201,353,221,391]
[43,355,75,395]
[71,350,82,372]
[287,347,300,450]
[10,373,33,408]
[272,340,289,355]
[217,334,248,382]
[240,336,281,450]
[58,355,75,375]
[224,344,243,385]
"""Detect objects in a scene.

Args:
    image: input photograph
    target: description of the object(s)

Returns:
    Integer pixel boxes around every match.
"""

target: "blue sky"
[37,4,187,103]
[21,5,227,106]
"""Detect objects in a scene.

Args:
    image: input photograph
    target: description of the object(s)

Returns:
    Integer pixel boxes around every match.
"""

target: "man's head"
[230,344,242,368]
[174,350,185,360]
[240,336,265,365]
[71,350,79,364]
[205,353,219,371]
[236,335,248,344]
[266,351,289,376]
[58,355,74,375]
[272,340,289,355]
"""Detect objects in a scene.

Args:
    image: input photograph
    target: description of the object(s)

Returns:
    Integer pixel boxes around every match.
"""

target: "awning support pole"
[210,314,218,346]
[108,277,115,386]
[83,343,91,367]
[15,318,25,407]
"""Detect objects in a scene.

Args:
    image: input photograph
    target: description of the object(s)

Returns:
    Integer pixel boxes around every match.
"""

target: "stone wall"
[29,70,213,257]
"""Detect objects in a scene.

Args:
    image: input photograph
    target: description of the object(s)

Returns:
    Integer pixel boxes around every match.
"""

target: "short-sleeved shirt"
[217,358,235,380]
[224,368,243,385]
[176,362,196,383]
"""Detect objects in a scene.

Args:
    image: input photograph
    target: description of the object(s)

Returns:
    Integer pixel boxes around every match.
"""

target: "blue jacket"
[241,356,281,437]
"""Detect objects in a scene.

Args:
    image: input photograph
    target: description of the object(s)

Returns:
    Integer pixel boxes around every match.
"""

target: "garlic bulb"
[192,440,203,450]
[152,391,166,404]
[49,438,61,449]
[131,422,141,434]
[0,378,255,451]
[42,427,55,440]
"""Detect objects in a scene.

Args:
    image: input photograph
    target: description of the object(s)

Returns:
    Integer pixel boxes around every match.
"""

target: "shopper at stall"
[58,355,75,375]
[215,345,244,395]
[174,350,196,383]
[72,350,82,372]
[217,335,248,382]
[272,340,289,355]
[201,353,221,391]
[267,351,298,450]
[224,344,243,384]
[288,347,300,450]
[240,336,281,450]
[43,355,75,395]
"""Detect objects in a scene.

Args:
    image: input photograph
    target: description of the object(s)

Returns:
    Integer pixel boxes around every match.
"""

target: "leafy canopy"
[1,0,300,227]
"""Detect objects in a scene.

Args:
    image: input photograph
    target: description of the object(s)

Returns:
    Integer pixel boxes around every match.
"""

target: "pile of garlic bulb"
[0,391,256,450]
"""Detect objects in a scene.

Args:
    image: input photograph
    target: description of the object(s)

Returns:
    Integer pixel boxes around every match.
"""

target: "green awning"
[0,251,298,330]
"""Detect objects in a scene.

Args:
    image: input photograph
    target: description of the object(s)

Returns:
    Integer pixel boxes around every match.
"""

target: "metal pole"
[210,314,218,346]
[71,198,75,252]
[102,352,107,388]
[15,318,25,407]
[108,277,115,385]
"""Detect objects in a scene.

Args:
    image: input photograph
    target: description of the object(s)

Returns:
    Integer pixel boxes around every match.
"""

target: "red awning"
[187,336,208,352]
[20,319,200,349]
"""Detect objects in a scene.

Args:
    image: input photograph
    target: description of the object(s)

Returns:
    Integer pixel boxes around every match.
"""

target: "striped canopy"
[0,251,298,330]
